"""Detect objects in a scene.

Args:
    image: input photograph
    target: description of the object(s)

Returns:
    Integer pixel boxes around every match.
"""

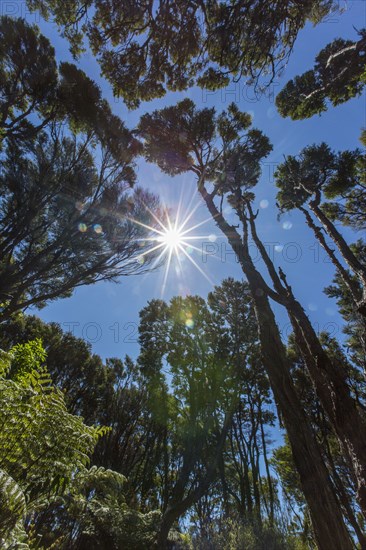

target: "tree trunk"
[198,185,353,550]
[247,282,353,550]
[287,297,366,516]
[247,200,366,516]
[309,195,366,315]
[259,406,275,525]
[299,204,361,307]
[325,437,366,549]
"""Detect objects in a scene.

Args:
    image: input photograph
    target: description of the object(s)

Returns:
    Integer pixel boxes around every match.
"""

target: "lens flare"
[157,227,184,251]
[124,194,215,295]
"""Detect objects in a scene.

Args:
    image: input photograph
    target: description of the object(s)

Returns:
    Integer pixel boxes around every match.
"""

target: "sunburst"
[126,198,215,293]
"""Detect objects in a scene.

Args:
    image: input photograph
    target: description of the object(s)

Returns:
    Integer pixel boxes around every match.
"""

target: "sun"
[156,226,184,251]
[125,194,216,294]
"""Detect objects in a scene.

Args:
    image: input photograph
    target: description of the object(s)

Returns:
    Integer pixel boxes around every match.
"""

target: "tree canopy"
[26,0,338,107]
[1,2,366,549]
[276,31,366,119]
[0,17,162,321]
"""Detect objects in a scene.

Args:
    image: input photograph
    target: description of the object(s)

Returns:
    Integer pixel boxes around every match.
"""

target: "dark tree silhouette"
[26,0,338,107]
[0,17,162,321]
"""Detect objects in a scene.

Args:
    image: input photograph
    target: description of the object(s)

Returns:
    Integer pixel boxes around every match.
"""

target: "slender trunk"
[236,414,253,518]
[198,185,353,550]
[299,204,361,307]
[247,201,366,515]
[259,406,275,525]
[309,198,366,282]
[243,461,252,518]
[309,195,366,315]
[156,412,233,548]
[325,437,366,549]
[249,447,261,524]
[287,297,366,515]
[248,403,262,524]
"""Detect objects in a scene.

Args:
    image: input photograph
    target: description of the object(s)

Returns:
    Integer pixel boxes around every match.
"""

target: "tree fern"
[0,342,108,546]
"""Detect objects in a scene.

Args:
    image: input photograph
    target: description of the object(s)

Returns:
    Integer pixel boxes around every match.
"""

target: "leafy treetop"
[26,0,338,108]
[276,31,366,119]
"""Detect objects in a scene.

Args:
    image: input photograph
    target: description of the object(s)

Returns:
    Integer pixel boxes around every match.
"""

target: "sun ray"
[137,241,166,258]
[179,187,199,227]
[161,245,174,296]
[124,197,217,293]
[177,243,214,285]
[150,244,170,271]
[180,235,213,241]
[177,200,203,234]
[127,216,166,237]
[179,241,205,254]
[180,214,218,237]
[141,201,171,233]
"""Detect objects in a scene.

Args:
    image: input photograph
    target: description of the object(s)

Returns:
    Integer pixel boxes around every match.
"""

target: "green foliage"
[138,99,272,198]
[271,440,304,509]
[276,32,366,119]
[0,341,108,546]
[0,16,57,146]
[191,516,308,550]
[0,315,118,423]
[0,469,27,544]
[25,0,337,108]
[275,142,365,229]
[58,466,161,549]
[324,242,366,372]
[9,339,46,380]
[0,17,163,321]
[137,279,279,545]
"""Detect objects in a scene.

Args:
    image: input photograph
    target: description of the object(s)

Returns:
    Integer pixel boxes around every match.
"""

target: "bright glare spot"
[260,199,269,209]
[124,200,215,295]
[157,227,184,251]
[308,303,318,311]
[274,244,283,252]
[282,221,293,230]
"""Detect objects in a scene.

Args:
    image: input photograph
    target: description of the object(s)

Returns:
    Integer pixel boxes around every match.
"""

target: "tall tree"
[275,142,366,314]
[26,0,338,107]
[287,332,366,547]
[207,279,276,527]
[0,17,162,321]
[137,280,265,547]
[139,100,354,549]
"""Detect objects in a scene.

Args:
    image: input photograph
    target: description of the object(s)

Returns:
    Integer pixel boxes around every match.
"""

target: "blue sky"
[22,0,365,361]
